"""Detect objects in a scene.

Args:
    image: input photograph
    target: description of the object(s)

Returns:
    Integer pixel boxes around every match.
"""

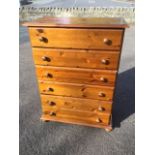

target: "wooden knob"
[98,106,105,112]
[50,112,56,116]
[98,92,105,97]
[96,118,102,123]
[48,101,56,106]
[103,38,109,44]
[39,36,44,41]
[101,59,109,65]
[46,73,53,78]
[39,36,47,42]
[37,29,44,33]
[47,87,54,92]
[42,56,49,61]
[100,77,107,82]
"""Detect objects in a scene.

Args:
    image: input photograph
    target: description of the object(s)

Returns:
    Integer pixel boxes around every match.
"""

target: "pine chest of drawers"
[24,17,128,131]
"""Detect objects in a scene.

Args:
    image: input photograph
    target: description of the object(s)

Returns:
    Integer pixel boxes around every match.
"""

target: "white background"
[136,1,155,154]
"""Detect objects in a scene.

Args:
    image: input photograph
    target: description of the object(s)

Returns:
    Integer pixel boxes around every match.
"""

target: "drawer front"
[36,66,117,86]
[42,106,111,125]
[33,48,120,70]
[41,95,112,114]
[39,81,114,101]
[29,28,123,50]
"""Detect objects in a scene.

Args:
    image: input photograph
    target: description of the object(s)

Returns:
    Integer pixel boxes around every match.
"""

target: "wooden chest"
[24,17,128,131]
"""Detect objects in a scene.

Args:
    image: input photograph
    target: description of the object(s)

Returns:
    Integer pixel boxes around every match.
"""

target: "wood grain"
[42,107,111,125]
[41,114,112,129]
[36,65,117,86]
[23,17,128,28]
[24,17,127,129]
[32,48,120,70]
[39,81,114,101]
[41,94,112,114]
[29,28,123,50]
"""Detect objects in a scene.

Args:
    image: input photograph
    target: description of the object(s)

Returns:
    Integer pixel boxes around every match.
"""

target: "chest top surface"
[23,17,128,28]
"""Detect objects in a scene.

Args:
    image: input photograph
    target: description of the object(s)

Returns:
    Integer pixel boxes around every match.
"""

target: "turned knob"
[47,87,54,92]
[103,38,110,44]
[37,29,44,33]
[42,56,50,62]
[46,73,53,78]
[98,106,105,112]
[50,112,56,116]
[100,77,107,82]
[101,59,109,65]
[39,36,47,42]
[48,101,56,106]
[98,92,105,97]
[96,118,102,123]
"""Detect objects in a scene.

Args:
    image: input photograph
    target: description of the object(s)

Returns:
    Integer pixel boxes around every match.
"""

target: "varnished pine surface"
[39,81,114,101]
[33,48,120,70]
[41,95,112,114]
[41,114,112,129]
[24,17,127,130]
[29,28,123,50]
[42,108,110,126]
[36,66,117,86]
[23,17,128,28]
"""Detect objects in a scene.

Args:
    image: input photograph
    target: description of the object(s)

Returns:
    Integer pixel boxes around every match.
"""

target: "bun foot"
[105,126,112,132]
[42,119,50,122]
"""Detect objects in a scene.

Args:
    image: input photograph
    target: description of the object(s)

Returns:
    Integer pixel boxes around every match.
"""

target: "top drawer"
[29,28,123,50]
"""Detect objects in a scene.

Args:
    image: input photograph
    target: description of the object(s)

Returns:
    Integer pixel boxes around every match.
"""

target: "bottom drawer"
[42,109,111,126]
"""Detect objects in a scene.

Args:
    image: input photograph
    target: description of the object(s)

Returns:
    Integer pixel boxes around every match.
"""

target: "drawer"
[42,106,111,125]
[41,95,112,114]
[39,81,114,101]
[33,48,120,70]
[29,28,123,50]
[36,66,117,86]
